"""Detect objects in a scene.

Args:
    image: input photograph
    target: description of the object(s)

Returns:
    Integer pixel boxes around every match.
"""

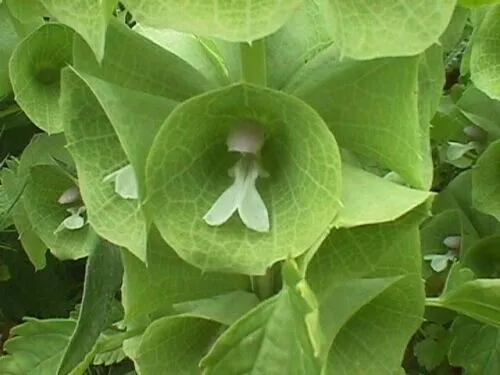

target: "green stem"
[252,264,277,300]
[239,39,267,86]
[424,297,442,308]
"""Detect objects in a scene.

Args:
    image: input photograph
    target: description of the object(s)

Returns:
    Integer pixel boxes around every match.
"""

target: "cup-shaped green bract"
[9,23,73,133]
[22,164,98,260]
[146,83,342,275]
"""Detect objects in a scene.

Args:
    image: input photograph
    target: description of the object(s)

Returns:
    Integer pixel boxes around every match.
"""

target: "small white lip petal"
[115,165,139,199]
[238,183,269,233]
[103,164,139,200]
[227,123,265,155]
[430,256,449,272]
[63,215,85,230]
[203,183,240,226]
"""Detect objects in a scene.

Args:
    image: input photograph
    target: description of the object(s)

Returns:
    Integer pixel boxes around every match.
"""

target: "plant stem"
[240,39,267,86]
[253,269,275,300]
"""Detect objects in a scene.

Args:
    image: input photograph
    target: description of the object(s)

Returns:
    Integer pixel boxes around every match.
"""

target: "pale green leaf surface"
[287,48,427,188]
[0,3,19,97]
[335,164,432,228]
[307,207,427,374]
[133,24,229,87]
[200,259,324,374]
[173,291,260,326]
[418,44,445,189]
[448,315,500,374]
[320,0,456,59]
[73,18,213,101]
[122,0,303,42]
[265,0,332,90]
[472,140,500,221]
[40,0,115,62]
[459,0,500,7]
[5,0,47,22]
[121,229,249,329]
[146,83,342,275]
[0,318,76,374]
[470,5,500,100]
[60,68,150,262]
[23,164,98,260]
[9,23,73,133]
[67,68,177,193]
[428,279,500,327]
[58,241,123,375]
[135,316,220,375]
[439,6,469,52]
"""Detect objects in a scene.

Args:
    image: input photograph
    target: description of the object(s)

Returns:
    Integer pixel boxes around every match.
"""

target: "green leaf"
[0,3,19,97]
[5,0,47,23]
[122,0,303,43]
[22,164,98,260]
[320,0,456,59]
[439,6,470,52]
[470,5,500,101]
[442,262,475,294]
[448,315,500,374]
[457,85,500,138]
[335,164,432,228]
[307,206,427,374]
[414,323,452,371]
[121,228,249,329]
[57,241,123,375]
[133,24,229,88]
[427,279,500,327]
[462,235,500,277]
[200,259,324,374]
[288,49,428,189]
[2,134,73,269]
[72,18,213,100]
[0,318,76,374]
[173,291,260,326]
[265,0,332,90]
[436,170,500,237]
[40,0,116,62]
[135,316,221,375]
[146,83,342,275]
[473,140,500,220]
[459,0,500,7]
[60,67,175,262]
[9,23,74,133]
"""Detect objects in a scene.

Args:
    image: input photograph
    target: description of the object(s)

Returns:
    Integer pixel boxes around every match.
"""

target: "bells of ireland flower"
[146,83,342,275]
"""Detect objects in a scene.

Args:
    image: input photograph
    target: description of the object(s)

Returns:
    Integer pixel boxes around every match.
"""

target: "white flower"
[424,250,457,272]
[204,123,270,232]
[54,206,86,234]
[204,156,269,232]
[103,164,139,200]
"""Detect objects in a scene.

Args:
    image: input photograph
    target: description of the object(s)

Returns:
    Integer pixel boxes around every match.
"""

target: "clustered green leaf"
[1,1,500,374]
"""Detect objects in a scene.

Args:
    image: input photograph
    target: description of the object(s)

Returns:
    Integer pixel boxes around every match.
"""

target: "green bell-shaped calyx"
[146,83,342,275]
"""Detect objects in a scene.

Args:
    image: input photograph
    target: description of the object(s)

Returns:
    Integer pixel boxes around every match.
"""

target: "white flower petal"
[430,256,450,272]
